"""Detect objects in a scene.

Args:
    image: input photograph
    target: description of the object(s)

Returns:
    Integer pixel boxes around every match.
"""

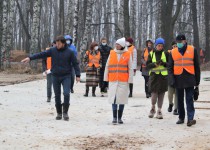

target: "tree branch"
[15,0,31,39]
[91,22,123,37]
[172,0,182,25]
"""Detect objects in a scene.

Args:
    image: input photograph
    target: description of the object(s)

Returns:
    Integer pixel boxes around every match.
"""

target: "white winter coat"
[104,48,133,104]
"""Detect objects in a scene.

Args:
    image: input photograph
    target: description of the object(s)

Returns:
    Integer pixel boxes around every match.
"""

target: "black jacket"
[99,44,112,67]
[168,44,200,89]
[146,49,169,93]
[30,46,80,77]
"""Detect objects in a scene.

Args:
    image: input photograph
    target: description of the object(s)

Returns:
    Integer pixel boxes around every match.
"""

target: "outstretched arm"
[21,48,52,63]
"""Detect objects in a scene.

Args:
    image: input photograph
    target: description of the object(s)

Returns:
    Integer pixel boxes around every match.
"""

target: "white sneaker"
[156,111,163,119]
[148,109,156,118]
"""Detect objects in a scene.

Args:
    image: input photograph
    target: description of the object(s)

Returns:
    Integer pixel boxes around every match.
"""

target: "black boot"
[129,83,133,97]
[146,93,150,98]
[112,110,117,124]
[173,109,179,115]
[92,87,96,97]
[84,86,89,97]
[63,103,70,121]
[168,104,173,112]
[118,110,124,124]
[55,104,62,120]
[47,97,51,102]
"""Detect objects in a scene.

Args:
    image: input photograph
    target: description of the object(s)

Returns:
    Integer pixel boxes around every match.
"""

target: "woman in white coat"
[104,37,133,124]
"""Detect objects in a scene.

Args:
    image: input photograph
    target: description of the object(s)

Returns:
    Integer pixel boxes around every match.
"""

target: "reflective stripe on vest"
[108,50,130,82]
[171,45,195,75]
[149,51,168,76]
[86,50,100,68]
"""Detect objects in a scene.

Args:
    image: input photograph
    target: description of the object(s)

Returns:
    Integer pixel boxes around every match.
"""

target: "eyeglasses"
[172,45,177,48]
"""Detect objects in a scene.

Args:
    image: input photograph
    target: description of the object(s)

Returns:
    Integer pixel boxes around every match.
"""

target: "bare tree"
[130,0,137,43]
[190,0,200,50]
[65,0,73,35]
[2,0,8,68]
[160,0,182,50]
[30,0,42,70]
[148,0,154,39]
[0,0,3,69]
[59,0,64,35]
[204,0,210,61]
[123,0,130,37]
[4,0,15,68]
[79,0,93,69]
[72,0,79,46]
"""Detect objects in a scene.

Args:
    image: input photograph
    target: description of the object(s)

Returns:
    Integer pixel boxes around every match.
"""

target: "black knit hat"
[176,34,186,41]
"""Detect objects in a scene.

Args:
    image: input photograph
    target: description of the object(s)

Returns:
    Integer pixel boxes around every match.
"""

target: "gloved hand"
[194,86,199,101]
[159,60,164,65]
[156,60,162,66]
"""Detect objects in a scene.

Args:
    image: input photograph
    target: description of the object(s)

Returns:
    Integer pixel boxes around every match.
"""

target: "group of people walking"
[21,34,200,127]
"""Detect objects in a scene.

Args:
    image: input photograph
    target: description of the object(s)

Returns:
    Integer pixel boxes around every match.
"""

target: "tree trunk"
[48,0,52,42]
[123,0,130,37]
[30,0,42,70]
[113,0,119,40]
[53,1,58,38]
[65,0,73,35]
[59,0,64,35]
[204,0,210,61]
[130,0,136,43]
[190,0,200,50]
[160,0,182,50]
[4,0,15,68]
[79,0,93,69]
[0,0,3,69]
[119,1,124,36]
[2,0,8,69]
[72,0,79,46]
[15,0,31,53]
[149,0,153,39]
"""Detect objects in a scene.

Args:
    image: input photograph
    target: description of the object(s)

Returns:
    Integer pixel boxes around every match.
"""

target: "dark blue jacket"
[168,43,200,88]
[29,46,80,77]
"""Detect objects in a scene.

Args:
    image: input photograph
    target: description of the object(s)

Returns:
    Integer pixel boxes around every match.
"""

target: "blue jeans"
[52,75,71,105]
[112,98,125,111]
[177,87,195,121]
[71,68,75,90]
[47,73,53,98]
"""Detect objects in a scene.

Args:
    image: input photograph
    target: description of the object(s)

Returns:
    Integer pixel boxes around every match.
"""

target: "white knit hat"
[116,37,126,47]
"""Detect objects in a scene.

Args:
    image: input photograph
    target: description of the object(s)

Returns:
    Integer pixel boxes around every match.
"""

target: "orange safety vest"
[108,50,131,82]
[142,48,152,68]
[171,45,195,75]
[128,45,135,59]
[86,50,100,68]
[46,48,51,70]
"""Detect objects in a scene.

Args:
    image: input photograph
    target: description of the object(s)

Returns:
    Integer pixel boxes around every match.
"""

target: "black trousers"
[143,76,150,94]
[100,66,108,92]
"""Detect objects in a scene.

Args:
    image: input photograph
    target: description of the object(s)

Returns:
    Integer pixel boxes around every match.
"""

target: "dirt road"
[0,71,210,150]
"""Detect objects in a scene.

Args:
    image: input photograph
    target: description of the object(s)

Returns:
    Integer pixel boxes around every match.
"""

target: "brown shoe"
[187,120,196,127]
